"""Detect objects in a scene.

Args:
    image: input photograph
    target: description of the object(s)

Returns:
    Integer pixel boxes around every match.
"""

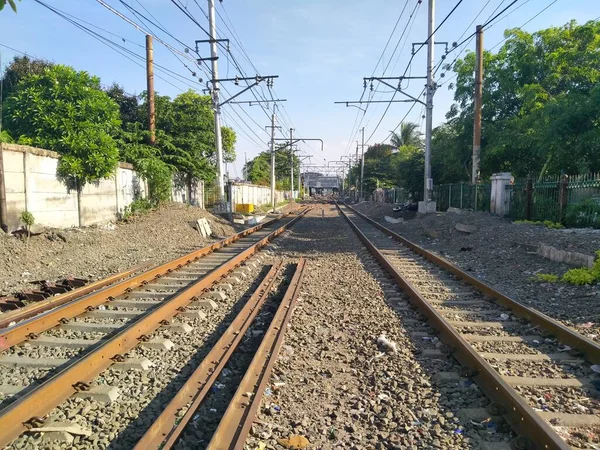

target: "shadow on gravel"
[178,263,297,450]
[108,264,295,450]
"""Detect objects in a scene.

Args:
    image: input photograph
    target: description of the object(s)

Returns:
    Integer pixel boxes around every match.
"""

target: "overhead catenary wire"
[363,0,466,146]
[33,0,200,92]
[342,0,420,158]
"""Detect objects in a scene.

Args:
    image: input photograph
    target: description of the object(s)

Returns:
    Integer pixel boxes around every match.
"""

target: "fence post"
[526,176,533,221]
[448,184,452,209]
[460,183,464,209]
[558,174,569,223]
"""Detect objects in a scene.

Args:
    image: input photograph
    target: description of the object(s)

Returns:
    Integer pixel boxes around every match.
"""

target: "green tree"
[244,147,299,189]
[444,19,600,180]
[1,56,53,104]
[0,0,20,12]
[104,84,141,129]
[5,65,121,223]
[390,122,422,149]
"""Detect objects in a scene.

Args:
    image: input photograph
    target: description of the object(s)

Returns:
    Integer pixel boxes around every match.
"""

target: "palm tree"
[390,122,422,149]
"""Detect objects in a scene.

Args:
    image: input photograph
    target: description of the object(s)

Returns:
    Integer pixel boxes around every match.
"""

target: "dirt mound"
[0,202,240,297]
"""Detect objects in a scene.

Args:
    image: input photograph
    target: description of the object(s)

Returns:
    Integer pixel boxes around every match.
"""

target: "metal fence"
[434,183,491,212]
[372,187,410,204]
[203,182,221,209]
[506,173,600,227]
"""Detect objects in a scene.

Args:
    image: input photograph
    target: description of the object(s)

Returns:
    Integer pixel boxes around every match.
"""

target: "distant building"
[302,172,340,196]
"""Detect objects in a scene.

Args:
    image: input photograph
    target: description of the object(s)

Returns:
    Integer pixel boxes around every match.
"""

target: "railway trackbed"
[0,207,309,449]
[338,202,600,450]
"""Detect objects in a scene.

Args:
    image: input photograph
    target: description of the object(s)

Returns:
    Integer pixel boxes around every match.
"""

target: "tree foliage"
[348,123,424,198]
[0,0,20,12]
[244,146,300,190]
[358,20,600,200]
[441,19,600,180]
[1,56,238,204]
[5,64,121,187]
[0,56,54,104]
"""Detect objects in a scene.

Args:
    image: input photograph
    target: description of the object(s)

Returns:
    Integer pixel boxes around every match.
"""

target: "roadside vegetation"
[533,251,600,286]
[0,58,237,205]
[343,20,599,199]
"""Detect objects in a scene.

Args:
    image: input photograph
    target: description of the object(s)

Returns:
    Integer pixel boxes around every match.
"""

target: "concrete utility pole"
[289,128,294,199]
[0,51,7,233]
[472,24,483,184]
[207,0,225,208]
[269,112,277,212]
[145,35,156,145]
[360,127,365,201]
[422,0,436,211]
[355,142,359,200]
[298,159,301,199]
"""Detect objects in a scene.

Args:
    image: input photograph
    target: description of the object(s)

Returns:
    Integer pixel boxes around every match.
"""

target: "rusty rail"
[342,202,600,364]
[0,209,305,351]
[0,209,309,449]
[0,263,149,330]
[337,203,571,450]
[133,261,284,449]
[207,259,306,450]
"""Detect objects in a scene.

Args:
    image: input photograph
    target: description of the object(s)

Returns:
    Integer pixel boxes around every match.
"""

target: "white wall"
[230,182,290,211]
[1,143,146,230]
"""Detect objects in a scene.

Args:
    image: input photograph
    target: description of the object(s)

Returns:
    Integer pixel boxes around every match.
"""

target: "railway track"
[338,202,600,450]
[0,207,309,449]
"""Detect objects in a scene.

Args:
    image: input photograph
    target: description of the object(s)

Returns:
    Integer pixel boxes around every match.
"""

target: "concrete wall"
[229,182,290,211]
[172,174,204,209]
[1,143,146,230]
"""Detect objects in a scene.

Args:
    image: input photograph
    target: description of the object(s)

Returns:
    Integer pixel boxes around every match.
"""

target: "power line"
[35,0,208,91]
[342,0,421,158]
[33,0,198,92]
[364,0,466,145]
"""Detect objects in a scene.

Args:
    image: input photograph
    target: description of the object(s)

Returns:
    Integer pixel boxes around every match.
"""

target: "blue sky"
[0,0,597,178]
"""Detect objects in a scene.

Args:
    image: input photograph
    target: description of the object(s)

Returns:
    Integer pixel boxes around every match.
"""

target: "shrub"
[562,268,596,285]
[562,251,600,285]
[514,220,563,229]
[564,199,600,229]
[122,198,154,221]
[20,210,35,238]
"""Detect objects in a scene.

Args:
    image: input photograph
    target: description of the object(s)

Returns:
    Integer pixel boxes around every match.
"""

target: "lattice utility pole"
[266,112,281,212]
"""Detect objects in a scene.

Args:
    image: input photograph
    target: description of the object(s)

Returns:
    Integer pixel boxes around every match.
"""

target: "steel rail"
[0,209,303,351]
[342,202,600,364]
[0,208,310,449]
[207,259,306,450]
[133,261,284,449]
[0,263,150,330]
[337,203,569,450]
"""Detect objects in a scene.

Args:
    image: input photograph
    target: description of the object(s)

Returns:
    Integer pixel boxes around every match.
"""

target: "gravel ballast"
[353,202,600,338]
[0,202,239,297]
[245,204,514,449]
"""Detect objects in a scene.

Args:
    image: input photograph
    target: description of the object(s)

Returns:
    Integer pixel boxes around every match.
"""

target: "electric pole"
[289,128,294,200]
[355,142,359,201]
[266,112,279,212]
[0,50,7,232]
[207,0,225,208]
[472,24,483,184]
[360,127,365,201]
[423,0,435,208]
[145,35,155,145]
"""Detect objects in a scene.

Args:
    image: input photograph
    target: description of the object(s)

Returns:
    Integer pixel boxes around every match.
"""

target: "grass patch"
[561,250,600,285]
[514,220,564,229]
[533,273,559,283]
